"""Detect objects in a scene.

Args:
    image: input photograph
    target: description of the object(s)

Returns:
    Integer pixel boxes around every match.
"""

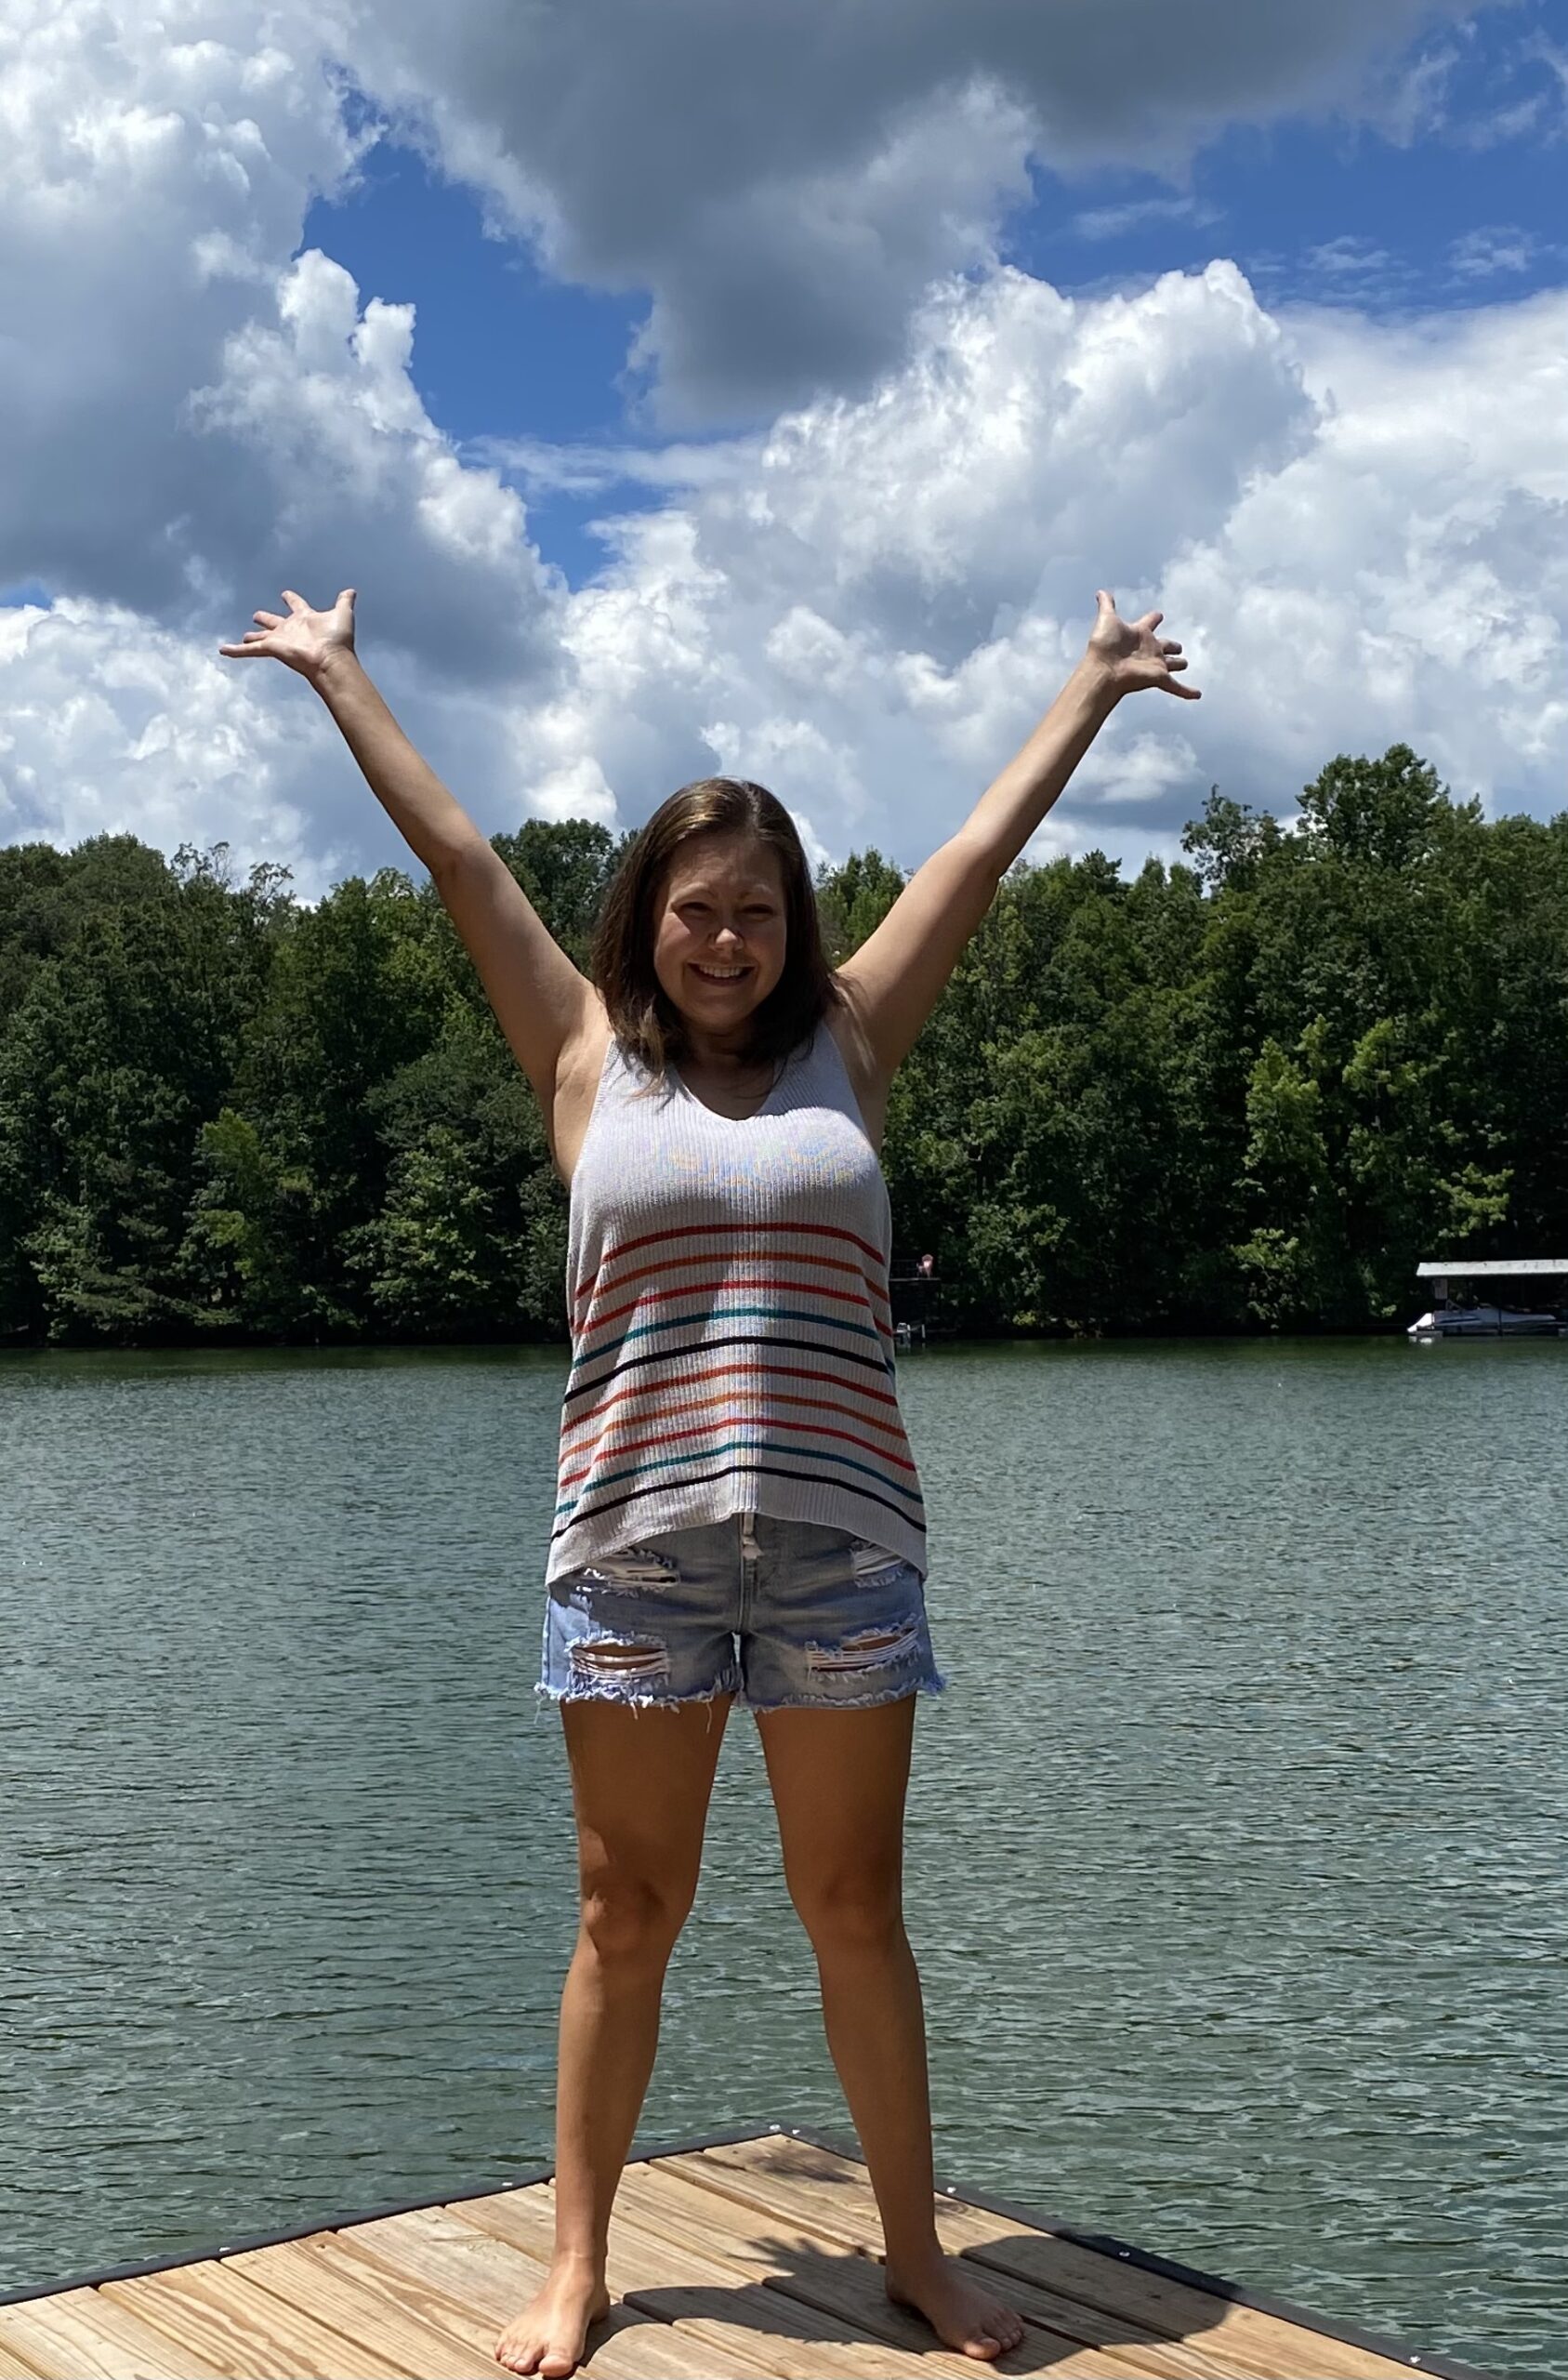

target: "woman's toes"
[887,2254,1025,2360]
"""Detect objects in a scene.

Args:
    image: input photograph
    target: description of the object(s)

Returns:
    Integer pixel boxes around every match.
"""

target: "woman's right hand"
[218,588,356,681]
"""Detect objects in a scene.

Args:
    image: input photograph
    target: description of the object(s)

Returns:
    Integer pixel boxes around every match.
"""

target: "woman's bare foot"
[493,2254,611,2377]
[885,2248,1026,2361]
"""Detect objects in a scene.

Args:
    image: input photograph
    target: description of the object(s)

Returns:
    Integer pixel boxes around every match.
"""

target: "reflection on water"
[2,1338,1562,2375]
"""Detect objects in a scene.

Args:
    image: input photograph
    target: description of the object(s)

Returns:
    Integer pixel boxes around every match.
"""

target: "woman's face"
[652,833,788,1033]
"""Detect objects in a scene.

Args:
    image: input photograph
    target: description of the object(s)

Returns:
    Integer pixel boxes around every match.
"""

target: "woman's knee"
[788,1864,904,1956]
[578,1863,695,1966]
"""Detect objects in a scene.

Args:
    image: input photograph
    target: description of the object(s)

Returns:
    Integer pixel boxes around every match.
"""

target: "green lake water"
[2,1338,1563,2374]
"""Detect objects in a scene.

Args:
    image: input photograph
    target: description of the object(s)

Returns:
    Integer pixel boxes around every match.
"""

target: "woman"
[221,585,1198,2373]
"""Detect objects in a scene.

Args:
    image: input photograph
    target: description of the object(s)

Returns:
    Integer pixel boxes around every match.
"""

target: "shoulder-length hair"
[590,776,842,1084]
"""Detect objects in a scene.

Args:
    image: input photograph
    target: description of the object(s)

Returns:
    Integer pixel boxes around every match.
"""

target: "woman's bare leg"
[755,1699,1024,2363]
[494,1693,731,2376]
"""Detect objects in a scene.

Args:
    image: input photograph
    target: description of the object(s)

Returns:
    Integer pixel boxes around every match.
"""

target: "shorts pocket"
[847,1536,911,1587]
[575,1544,680,1590]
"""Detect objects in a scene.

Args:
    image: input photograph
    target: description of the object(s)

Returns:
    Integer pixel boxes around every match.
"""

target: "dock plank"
[455,2175,1071,2377]
[331,2206,705,2378]
[222,2236,512,2378]
[0,2284,232,2380]
[99,2265,411,2379]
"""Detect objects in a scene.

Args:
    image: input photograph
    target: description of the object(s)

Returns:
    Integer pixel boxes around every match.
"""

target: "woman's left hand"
[1085,588,1200,701]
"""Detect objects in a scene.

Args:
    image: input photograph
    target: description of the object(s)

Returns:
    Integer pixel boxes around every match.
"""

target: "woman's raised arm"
[835,589,1200,1078]
[219,588,594,1112]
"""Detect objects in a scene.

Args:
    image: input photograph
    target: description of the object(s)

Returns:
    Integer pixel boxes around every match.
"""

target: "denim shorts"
[539,1512,944,1714]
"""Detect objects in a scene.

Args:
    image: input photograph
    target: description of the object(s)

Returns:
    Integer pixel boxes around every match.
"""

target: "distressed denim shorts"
[539,1511,944,1714]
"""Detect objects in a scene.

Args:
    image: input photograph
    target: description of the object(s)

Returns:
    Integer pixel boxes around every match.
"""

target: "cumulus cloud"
[9,239,1567,893]
[482,263,1568,875]
[0,595,345,896]
[188,248,560,687]
[0,590,547,903]
[0,0,357,615]
[0,0,567,898]
[354,0,1492,421]
[0,0,560,683]
[0,0,1522,648]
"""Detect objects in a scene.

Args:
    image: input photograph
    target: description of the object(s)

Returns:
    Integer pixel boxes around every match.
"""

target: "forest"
[1,743,1563,1347]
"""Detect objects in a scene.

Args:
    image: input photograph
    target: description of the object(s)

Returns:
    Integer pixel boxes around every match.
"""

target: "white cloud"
[1452,24,1568,147]
[351,0,1490,421]
[0,0,560,685]
[187,248,560,684]
[1296,235,1418,311]
[1448,224,1537,278]
[15,250,1565,891]
[0,588,563,905]
[1072,194,1223,243]
[475,263,1568,876]
[0,0,361,612]
[1371,33,1466,146]
[0,595,349,898]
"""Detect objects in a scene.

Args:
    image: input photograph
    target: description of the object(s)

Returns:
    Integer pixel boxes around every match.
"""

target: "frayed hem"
[534,1674,740,1713]
[745,1672,947,1717]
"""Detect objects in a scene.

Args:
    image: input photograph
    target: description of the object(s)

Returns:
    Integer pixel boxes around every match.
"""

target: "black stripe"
[571,1302,887,1386]
[551,1460,928,1544]
[562,1329,895,1410]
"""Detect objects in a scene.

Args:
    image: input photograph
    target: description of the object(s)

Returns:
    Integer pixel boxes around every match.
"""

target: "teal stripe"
[556,1433,924,1520]
[569,1301,883,1381]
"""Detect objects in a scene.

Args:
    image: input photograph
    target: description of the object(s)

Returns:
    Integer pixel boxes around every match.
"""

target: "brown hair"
[590,776,842,1083]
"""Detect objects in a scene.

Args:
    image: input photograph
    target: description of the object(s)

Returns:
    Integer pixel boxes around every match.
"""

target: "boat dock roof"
[1417,1259,1568,1277]
[0,2124,1494,2379]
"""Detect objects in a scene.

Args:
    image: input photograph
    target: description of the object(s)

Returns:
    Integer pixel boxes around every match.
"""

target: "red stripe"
[579,1272,892,1342]
[561,1359,907,1447]
[579,1242,881,1316]
[574,1218,884,1307]
[560,1403,918,1490]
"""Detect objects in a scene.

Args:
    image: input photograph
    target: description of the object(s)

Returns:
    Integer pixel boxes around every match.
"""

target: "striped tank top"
[547,1015,928,1585]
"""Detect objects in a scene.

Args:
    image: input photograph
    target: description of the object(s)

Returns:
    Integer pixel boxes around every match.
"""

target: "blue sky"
[303,152,644,590]
[1,0,1564,893]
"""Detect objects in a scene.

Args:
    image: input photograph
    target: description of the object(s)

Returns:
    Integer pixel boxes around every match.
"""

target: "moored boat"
[1408,1259,1568,1338]
[1408,1302,1566,1338]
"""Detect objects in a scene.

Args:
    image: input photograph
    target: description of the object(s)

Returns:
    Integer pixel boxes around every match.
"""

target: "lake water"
[2,1338,1564,2375]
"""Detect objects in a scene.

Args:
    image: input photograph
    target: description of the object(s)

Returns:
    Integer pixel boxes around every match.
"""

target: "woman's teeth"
[692,963,749,981]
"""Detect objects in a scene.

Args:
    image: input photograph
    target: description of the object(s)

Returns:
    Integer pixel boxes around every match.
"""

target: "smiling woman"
[218,575,1193,2377]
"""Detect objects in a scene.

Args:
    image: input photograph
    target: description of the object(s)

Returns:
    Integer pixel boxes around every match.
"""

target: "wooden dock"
[0,2125,1494,2380]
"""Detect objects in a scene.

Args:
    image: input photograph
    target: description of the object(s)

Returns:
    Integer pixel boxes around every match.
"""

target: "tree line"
[1,743,1563,1347]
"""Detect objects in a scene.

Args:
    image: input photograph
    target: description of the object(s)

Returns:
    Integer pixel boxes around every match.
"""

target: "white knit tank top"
[547,1016,928,1585]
